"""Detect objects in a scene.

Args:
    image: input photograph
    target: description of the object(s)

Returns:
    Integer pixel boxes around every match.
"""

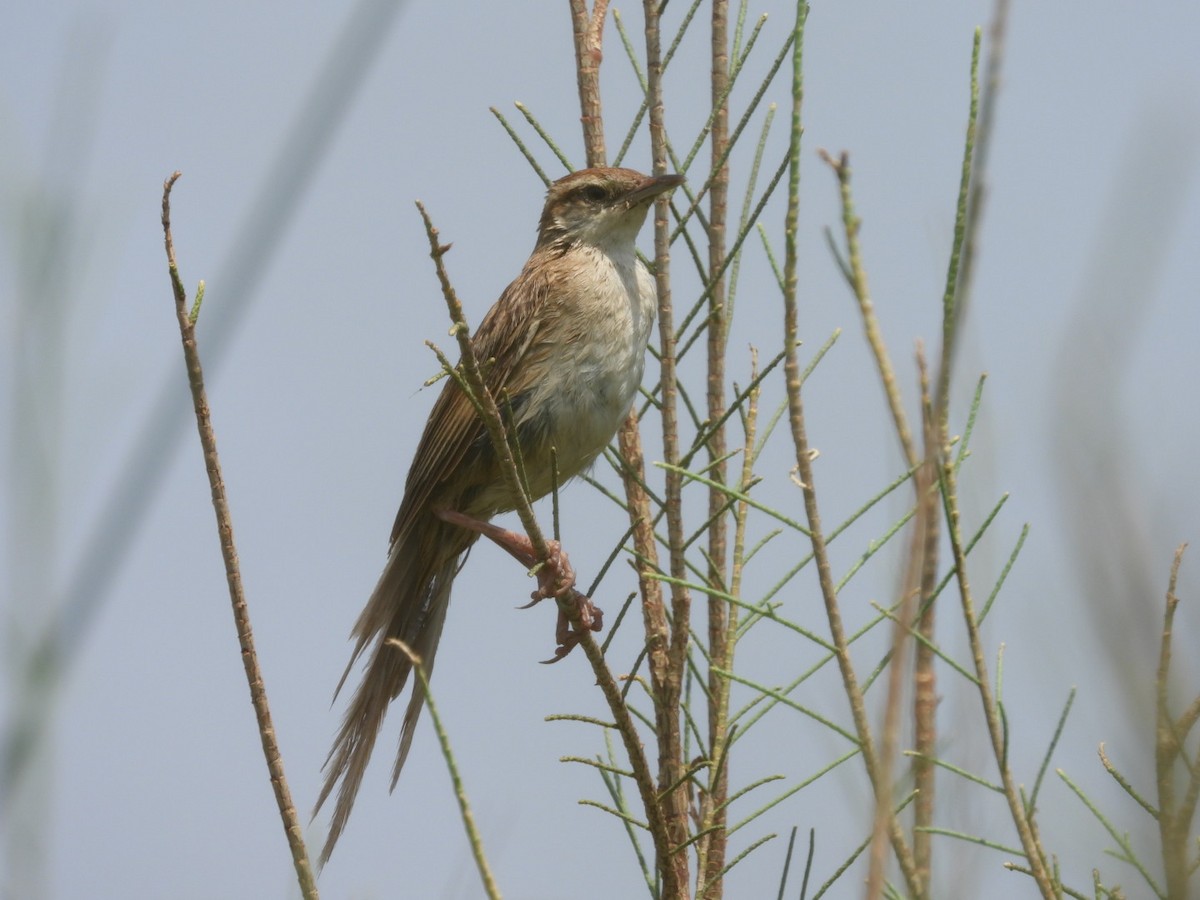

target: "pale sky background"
[2,2,1199,898]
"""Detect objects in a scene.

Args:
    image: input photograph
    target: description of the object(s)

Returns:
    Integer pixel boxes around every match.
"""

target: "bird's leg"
[433,509,575,601]
[434,509,603,662]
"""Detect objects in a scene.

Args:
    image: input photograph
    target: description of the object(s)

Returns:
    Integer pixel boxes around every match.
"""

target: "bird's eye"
[580,185,608,203]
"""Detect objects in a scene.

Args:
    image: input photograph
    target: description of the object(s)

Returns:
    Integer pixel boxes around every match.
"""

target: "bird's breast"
[516,245,656,493]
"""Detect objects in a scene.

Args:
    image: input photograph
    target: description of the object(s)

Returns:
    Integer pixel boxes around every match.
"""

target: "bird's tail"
[314,523,471,866]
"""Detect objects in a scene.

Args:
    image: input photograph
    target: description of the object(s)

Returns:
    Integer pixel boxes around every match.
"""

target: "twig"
[868,349,937,893]
[643,1,693,895]
[778,9,924,898]
[818,145,943,884]
[941,411,1055,896]
[932,27,1055,899]
[707,356,759,891]
[911,373,943,880]
[566,2,692,890]
[569,0,610,166]
[161,172,319,900]
[698,1,733,893]
[390,639,501,900]
[817,150,916,465]
[913,8,1014,872]
[1155,544,1194,899]
[949,0,1009,360]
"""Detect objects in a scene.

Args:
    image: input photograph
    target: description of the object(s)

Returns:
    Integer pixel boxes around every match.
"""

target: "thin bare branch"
[161,172,319,900]
[569,0,609,166]
[777,9,922,898]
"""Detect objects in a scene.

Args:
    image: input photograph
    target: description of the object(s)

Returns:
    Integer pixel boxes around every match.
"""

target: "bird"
[315,166,684,865]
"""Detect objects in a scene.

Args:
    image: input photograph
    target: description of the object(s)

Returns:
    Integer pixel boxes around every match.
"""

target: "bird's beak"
[625,172,685,207]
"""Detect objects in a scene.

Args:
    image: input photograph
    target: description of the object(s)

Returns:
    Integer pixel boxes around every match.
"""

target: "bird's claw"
[530,540,604,662]
[530,540,574,602]
[541,593,604,664]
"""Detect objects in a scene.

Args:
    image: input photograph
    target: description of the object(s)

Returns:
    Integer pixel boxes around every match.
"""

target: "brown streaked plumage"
[315,167,684,864]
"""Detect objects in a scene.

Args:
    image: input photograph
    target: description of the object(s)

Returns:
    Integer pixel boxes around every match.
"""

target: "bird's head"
[536,167,684,252]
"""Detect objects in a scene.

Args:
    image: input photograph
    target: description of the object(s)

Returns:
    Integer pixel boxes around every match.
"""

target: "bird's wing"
[388,256,565,548]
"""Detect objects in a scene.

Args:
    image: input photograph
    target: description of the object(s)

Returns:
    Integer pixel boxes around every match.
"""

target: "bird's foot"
[541,594,604,664]
[523,542,603,664]
[434,509,603,662]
